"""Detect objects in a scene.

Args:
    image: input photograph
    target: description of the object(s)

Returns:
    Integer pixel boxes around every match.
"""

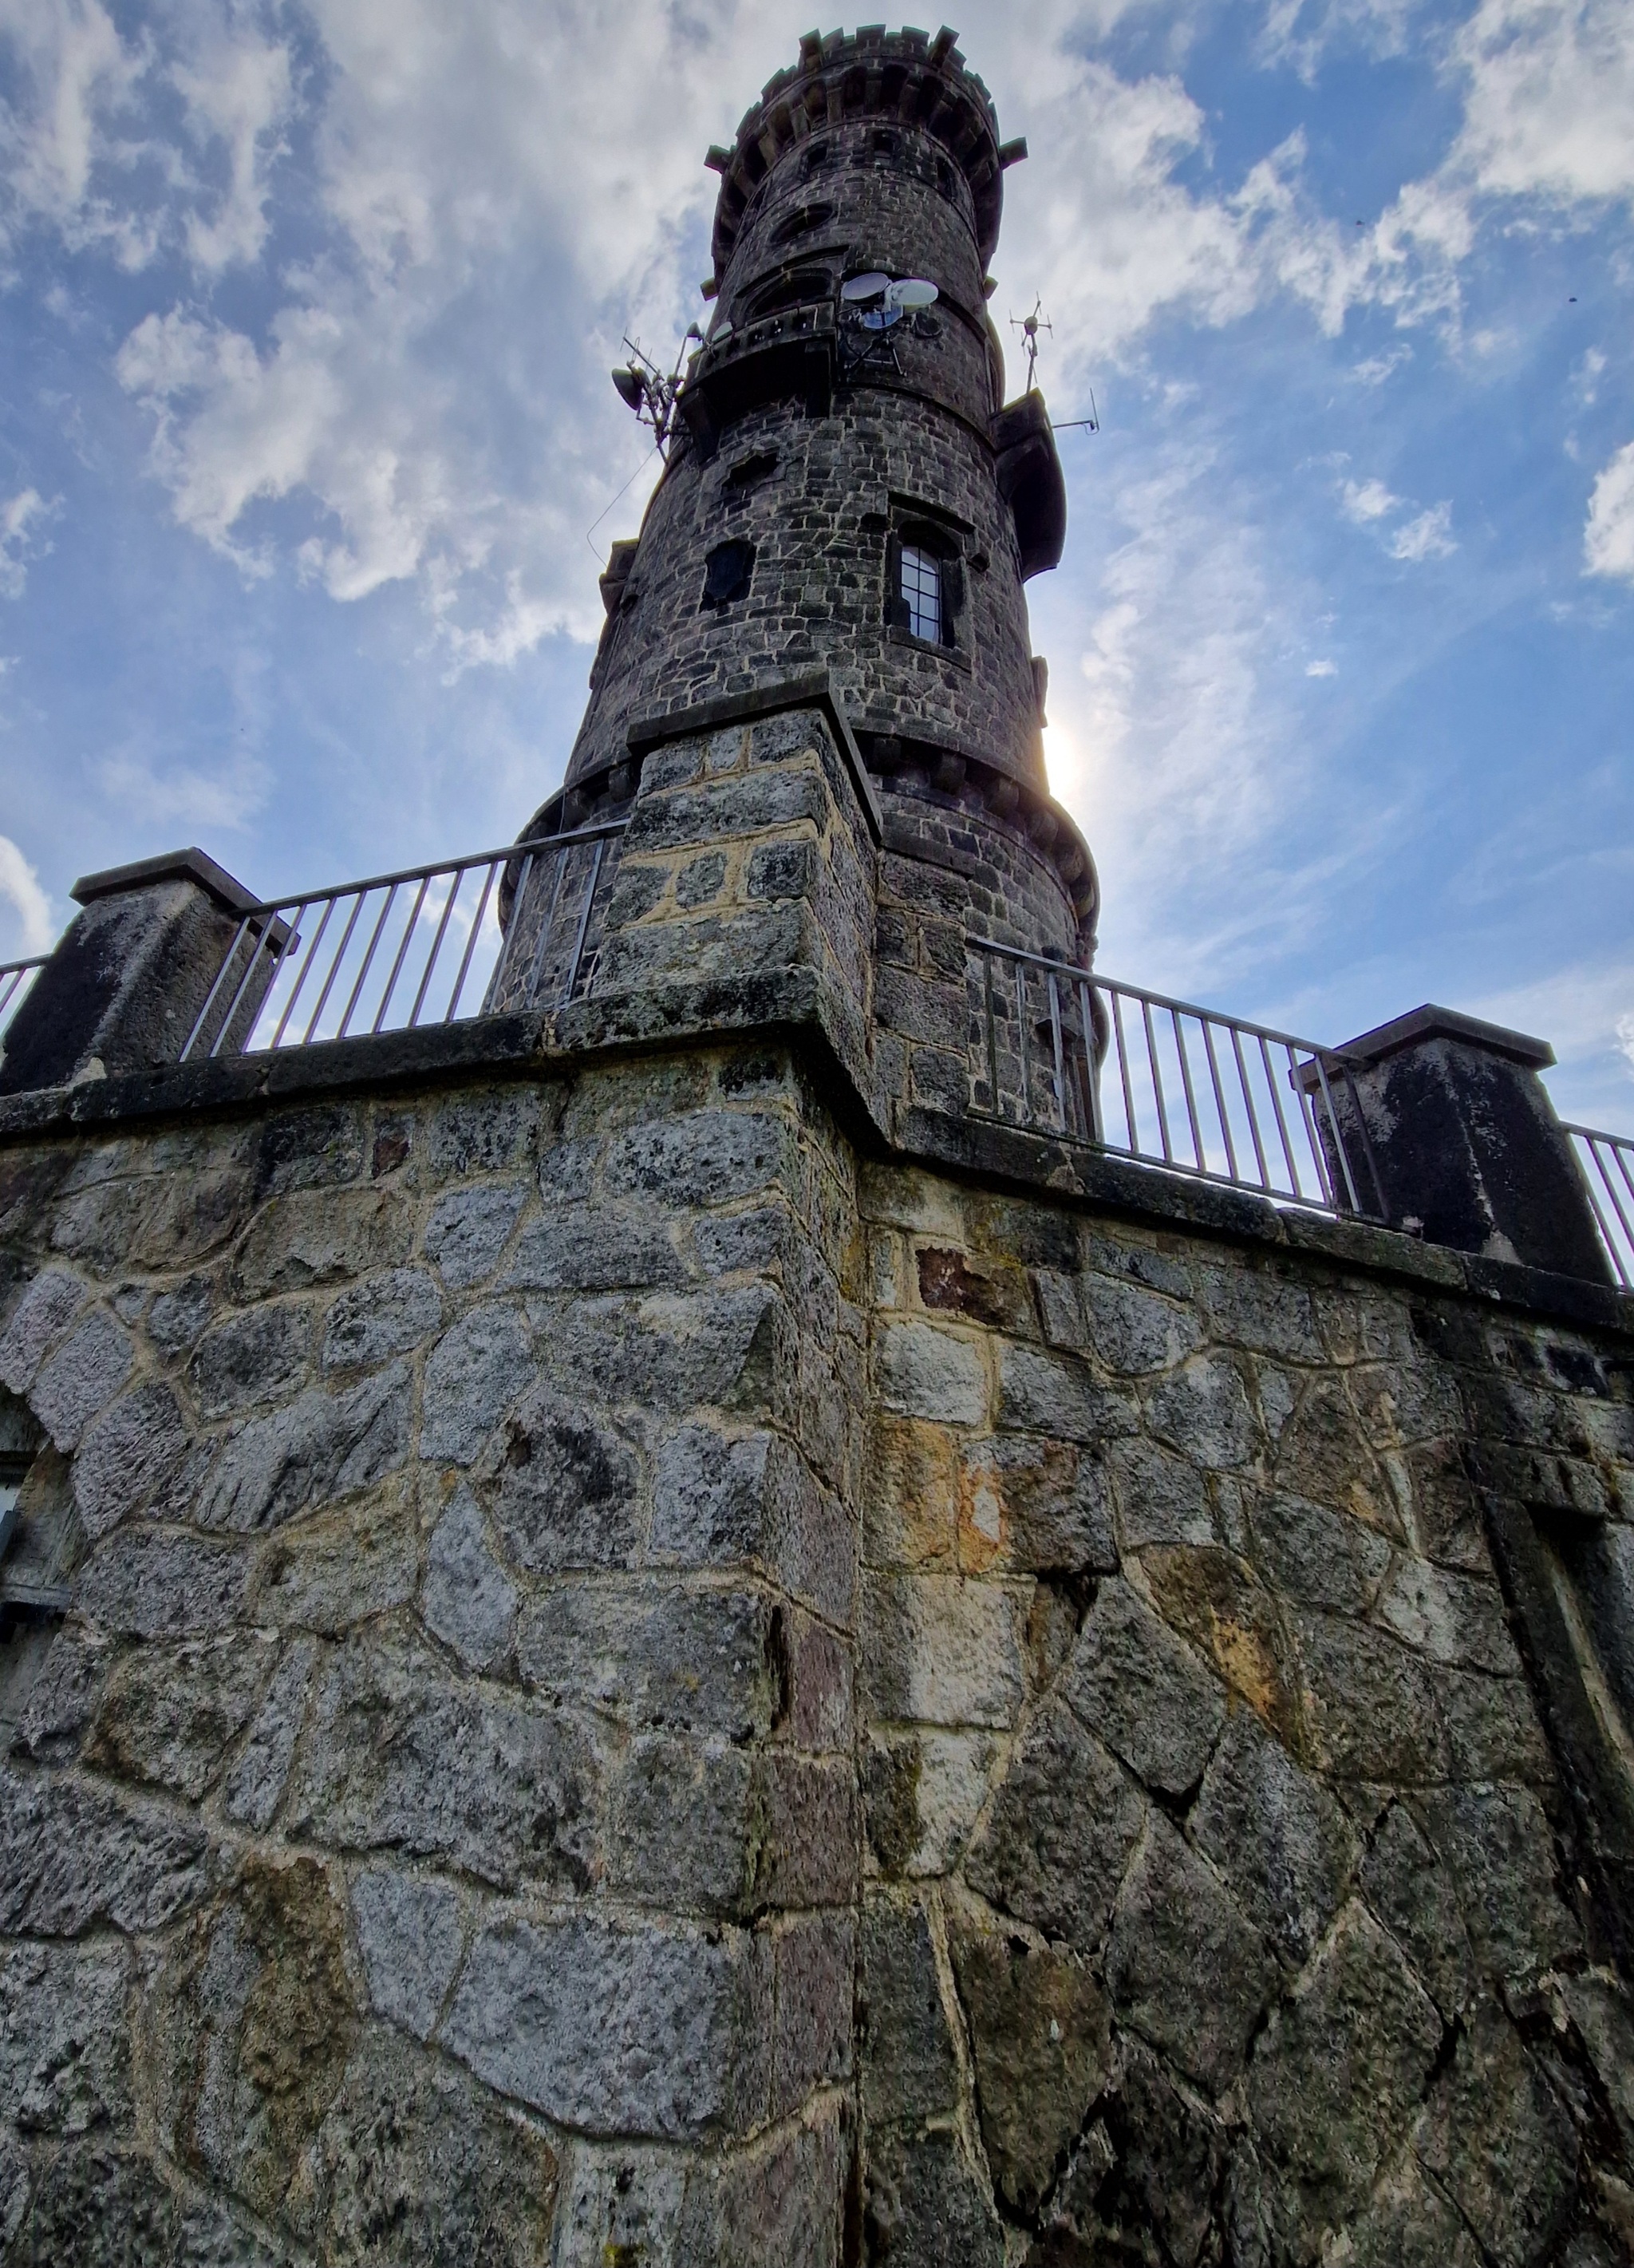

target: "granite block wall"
[0,1048,863,2266]
[851,1161,1634,2266]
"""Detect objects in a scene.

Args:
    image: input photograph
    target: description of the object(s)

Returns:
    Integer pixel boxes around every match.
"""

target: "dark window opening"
[935,155,957,200]
[702,539,755,609]
[723,452,778,507]
[901,543,942,642]
[748,268,831,320]
[872,128,898,159]
[887,524,964,648]
[772,202,835,247]
[802,140,830,176]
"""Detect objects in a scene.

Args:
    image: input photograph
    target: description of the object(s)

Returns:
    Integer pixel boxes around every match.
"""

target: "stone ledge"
[1,991,1628,1342]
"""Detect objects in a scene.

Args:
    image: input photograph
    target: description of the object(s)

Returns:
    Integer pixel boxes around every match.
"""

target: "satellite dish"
[612,365,645,413]
[886,277,938,310]
[841,271,890,302]
[710,320,735,346]
[859,305,902,330]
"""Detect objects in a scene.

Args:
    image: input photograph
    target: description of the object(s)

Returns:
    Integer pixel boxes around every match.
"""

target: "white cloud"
[1584,441,1634,580]
[96,745,271,833]
[1618,1013,1634,1072]
[0,489,55,598]
[0,833,53,954]
[1388,500,1458,558]
[1306,657,1338,674]
[1450,0,1634,209]
[1341,476,1401,523]
[174,26,294,272]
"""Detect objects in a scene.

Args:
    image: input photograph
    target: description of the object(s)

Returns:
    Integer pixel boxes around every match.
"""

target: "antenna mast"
[610,325,703,457]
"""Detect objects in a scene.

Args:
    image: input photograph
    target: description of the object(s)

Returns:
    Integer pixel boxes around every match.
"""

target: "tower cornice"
[706,24,1020,284]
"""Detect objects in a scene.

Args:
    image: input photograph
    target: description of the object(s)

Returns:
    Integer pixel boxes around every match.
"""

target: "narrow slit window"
[900,544,942,642]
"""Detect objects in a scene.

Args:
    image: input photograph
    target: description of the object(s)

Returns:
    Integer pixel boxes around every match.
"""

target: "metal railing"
[178,821,626,1063]
[0,958,45,1042]
[969,939,1385,1219]
[1565,1124,1634,1290]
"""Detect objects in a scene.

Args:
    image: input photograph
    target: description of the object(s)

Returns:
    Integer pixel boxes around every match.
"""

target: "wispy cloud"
[0,833,53,954]
[1585,441,1634,581]
[1388,500,1458,559]
[0,488,55,598]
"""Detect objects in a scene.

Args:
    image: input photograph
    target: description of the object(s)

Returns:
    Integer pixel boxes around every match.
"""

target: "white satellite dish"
[841,272,890,302]
[711,319,735,346]
[885,277,938,310]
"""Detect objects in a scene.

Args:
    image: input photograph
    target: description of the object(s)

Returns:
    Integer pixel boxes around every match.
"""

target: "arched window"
[899,543,943,642]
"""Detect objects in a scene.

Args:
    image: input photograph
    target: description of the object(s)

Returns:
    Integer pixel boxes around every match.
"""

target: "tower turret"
[519,23,1096,966]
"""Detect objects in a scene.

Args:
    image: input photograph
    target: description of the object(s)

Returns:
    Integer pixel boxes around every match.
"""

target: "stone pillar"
[0,848,270,1096]
[1320,1005,1609,1283]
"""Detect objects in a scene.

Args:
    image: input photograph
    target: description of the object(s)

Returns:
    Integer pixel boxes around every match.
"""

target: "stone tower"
[503,22,1095,1002]
[0,24,1632,2268]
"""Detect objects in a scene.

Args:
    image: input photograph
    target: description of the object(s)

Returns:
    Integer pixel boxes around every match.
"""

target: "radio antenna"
[611,323,703,456]
[1011,297,1052,392]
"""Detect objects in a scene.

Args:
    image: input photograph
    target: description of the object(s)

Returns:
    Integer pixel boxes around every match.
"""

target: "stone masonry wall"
[853,1160,1634,2267]
[0,1045,863,2266]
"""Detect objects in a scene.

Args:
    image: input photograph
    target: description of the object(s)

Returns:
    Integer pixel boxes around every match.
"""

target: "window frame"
[884,517,969,663]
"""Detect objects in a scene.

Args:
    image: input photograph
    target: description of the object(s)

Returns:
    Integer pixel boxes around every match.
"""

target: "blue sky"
[1,0,1631,1126]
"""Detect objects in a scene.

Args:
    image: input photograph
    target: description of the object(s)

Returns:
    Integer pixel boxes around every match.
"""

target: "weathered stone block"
[71,1380,191,1539]
[949,1922,1111,2213]
[77,1526,253,1638]
[83,1631,276,1800]
[1105,1816,1277,2095]
[965,1697,1146,1951]
[858,1571,1024,1729]
[320,1268,442,1373]
[231,1187,410,1298]
[1413,1998,1579,2268]
[350,1870,464,2041]
[0,1768,213,1934]
[286,1633,600,1891]
[857,1896,958,2128]
[1060,1578,1225,1797]
[420,1304,531,1464]
[422,1178,529,1288]
[875,1317,988,1424]
[441,1910,771,2139]
[1190,1712,1356,1971]
[862,2127,1004,2268]
[301,2026,559,2266]
[199,1358,412,1531]
[517,1585,783,1743]
[487,1384,642,1574]
[1245,1902,1442,2246]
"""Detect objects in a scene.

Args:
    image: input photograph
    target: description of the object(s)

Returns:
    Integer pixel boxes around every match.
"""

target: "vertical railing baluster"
[373,873,432,1034]
[1201,1018,1239,1182]
[1046,970,1067,1133]
[1287,1045,1334,1207]
[485,852,535,1010]
[1076,978,1103,1142]
[1171,1008,1206,1172]
[1141,994,1173,1164]
[984,950,1000,1117]
[444,861,499,1021]
[1110,987,1137,1151]
[1015,960,1032,1128]
[1308,1052,1361,1213]
[1257,1033,1301,1195]
[1230,1024,1272,1188]
[338,883,398,1039]
[409,867,464,1028]
[523,845,570,1008]
[302,893,364,1043]
[205,911,284,1061]
[180,916,253,1061]
[563,839,606,1002]
[267,900,321,1049]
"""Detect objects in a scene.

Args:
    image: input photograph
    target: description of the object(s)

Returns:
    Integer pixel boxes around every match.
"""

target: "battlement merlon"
[705,25,1017,287]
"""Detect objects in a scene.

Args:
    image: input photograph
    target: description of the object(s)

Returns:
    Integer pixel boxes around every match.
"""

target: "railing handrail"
[970,939,1356,1068]
[0,955,49,978]
[965,935,1387,1220]
[200,818,629,922]
[1562,1121,1634,1290]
